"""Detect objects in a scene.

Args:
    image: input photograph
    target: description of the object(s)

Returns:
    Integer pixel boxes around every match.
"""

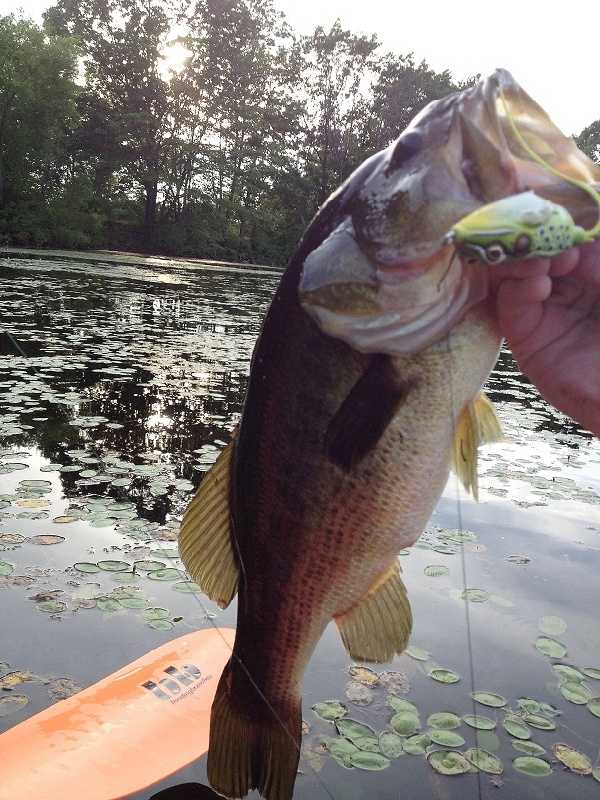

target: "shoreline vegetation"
[3,4,599,269]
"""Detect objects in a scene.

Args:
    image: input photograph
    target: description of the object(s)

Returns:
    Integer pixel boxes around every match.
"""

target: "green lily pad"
[147,568,187,581]
[133,560,167,572]
[390,711,420,736]
[471,691,506,708]
[539,703,560,717]
[427,729,465,747]
[587,697,600,717]
[73,562,101,573]
[0,561,14,576]
[312,701,347,722]
[96,597,122,612]
[463,715,495,730]
[111,571,141,583]
[517,699,540,714]
[429,669,460,684]
[405,645,430,661]
[513,757,551,776]
[118,597,150,609]
[402,734,431,755]
[553,664,585,682]
[427,750,471,775]
[97,560,130,572]
[426,712,461,730]
[378,732,403,758]
[424,565,449,578]
[171,581,202,592]
[147,619,175,630]
[141,607,170,620]
[387,696,419,714]
[349,751,390,770]
[523,714,555,730]
[560,681,592,704]
[503,718,530,740]
[534,637,567,658]
[335,719,377,746]
[583,668,600,680]
[464,749,503,774]
[552,743,592,775]
[512,740,546,756]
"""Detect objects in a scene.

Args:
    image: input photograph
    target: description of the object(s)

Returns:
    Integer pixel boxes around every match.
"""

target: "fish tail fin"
[208,664,301,800]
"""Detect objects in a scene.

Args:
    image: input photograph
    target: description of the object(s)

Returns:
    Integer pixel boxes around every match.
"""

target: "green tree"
[299,20,380,209]
[574,120,600,164]
[0,14,86,245]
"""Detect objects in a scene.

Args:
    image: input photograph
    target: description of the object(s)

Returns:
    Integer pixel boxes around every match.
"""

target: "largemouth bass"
[179,69,600,800]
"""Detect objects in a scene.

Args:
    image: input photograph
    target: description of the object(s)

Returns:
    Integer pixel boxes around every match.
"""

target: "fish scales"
[179,68,600,800]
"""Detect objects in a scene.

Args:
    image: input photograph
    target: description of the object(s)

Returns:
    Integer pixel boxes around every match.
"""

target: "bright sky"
[13,0,599,136]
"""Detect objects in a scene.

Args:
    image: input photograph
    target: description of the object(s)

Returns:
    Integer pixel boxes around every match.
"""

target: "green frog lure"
[445,89,600,265]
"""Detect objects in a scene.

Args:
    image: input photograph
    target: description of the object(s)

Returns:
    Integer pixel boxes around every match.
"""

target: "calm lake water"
[0,252,599,800]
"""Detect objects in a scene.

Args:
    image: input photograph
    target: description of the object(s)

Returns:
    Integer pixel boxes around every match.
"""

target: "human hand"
[488,239,600,437]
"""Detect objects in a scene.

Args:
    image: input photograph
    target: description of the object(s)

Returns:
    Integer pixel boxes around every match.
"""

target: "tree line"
[1,2,599,266]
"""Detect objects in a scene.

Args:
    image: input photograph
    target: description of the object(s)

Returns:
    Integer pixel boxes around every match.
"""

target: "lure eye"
[484,243,507,264]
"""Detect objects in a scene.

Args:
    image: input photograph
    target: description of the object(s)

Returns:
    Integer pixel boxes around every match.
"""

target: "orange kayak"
[0,628,235,800]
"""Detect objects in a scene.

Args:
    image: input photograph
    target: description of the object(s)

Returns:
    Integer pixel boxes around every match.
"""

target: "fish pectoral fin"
[334,560,412,663]
[325,354,411,471]
[451,392,503,501]
[178,437,238,608]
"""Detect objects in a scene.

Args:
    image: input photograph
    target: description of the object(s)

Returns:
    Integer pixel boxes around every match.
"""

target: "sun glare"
[160,39,192,78]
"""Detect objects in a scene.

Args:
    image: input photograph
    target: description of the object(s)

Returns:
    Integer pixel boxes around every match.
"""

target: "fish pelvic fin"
[334,559,412,663]
[208,664,301,800]
[178,438,238,609]
[325,354,411,471]
[451,392,503,501]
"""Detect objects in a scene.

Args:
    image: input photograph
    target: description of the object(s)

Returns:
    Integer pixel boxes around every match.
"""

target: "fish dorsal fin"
[325,355,411,471]
[334,560,412,663]
[451,392,503,501]
[178,438,238,609]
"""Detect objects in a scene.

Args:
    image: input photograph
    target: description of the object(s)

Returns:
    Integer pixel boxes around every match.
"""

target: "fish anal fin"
[451,392,503,501]
[325,355,411,471]
[208,665,301,800]
[334,560,413,663]
[178,438,238,609]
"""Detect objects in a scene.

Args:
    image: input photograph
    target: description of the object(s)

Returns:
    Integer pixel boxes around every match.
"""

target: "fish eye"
[484,243,507,264]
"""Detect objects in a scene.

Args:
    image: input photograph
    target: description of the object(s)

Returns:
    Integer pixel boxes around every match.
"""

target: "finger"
[495,274,551,344]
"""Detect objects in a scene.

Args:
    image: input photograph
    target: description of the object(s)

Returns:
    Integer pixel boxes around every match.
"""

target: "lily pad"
[560,681,592,704]
[512,740,546,756]
[463,715,495,730]
[402,734,431,755]
[312,701,347,722]
[464,749,503,774]
[538,615,567,635]
[96,597,122,612]
[171,581,202,592]
[405,645,430,661]
[348,751,390,770]
[534,637,567,658]
[0,695,29,716]
[140,607,170,621]
[387,696,418,714]
[588,697,600,717]
[471,691,506,708]
[429,668,460,684]
[427,750,471,776]
[0,561,14,576]
[37,600,67,613]
[390,711,420,736]
[97,560,130,572]
[503,718,530,739]
[378,732,403,758]
[28,535,65,545]
[133,560,167,572]
[427,729,465,747]
[460,588,490,603]
[348,666,379,686]
[147,568,187,581]
[552,664,584,682]
[513,757,551,776]
[583,667,600,680]
[552,743,592,775]
[148,618,175,629]
[517,699,540,714]
[345,681,373,706]
[523,714,555,730]
[424,565,449,578]
[426,712,461,730]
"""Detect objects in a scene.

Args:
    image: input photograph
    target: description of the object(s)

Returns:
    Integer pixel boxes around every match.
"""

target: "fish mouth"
[299,68,600,355]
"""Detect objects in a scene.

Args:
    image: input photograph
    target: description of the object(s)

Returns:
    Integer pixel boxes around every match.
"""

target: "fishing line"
[440,293,484,800]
